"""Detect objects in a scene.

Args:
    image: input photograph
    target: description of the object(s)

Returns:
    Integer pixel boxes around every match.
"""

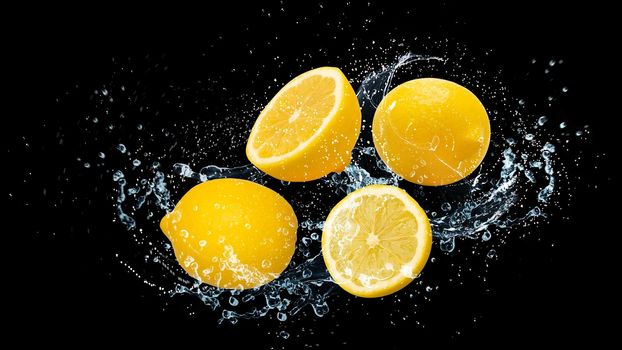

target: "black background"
[8,0,616,347]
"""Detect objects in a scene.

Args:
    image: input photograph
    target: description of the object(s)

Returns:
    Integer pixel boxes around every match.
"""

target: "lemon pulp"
[246,67,361,182]
[373,78,490,186]
[322,185,432,298]
[160,179,297,289]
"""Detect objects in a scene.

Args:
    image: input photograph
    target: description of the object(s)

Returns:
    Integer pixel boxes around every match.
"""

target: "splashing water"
[110,52,562,323]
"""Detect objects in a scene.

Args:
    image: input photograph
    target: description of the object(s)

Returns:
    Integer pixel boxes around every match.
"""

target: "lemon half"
[246,67,361,182]
[160,179,297,289]
[322,185,432,298]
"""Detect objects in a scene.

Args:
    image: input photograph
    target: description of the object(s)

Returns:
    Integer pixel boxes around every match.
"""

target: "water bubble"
[261,259,272,268]
[98,152,106,159]
[537,116,548,126]
[84,162,91,168]
[425,286,433,292]
[133,159,141,167]
[441,203,451,212]
[277,312,287,321]
[524,134,534,141]
[576,130,583,136]
[310,232,319,240]
[229,296,239,306]
[548,59,556,66]
[116,144,127,153]
[562,86,568,93]
[559,122,568,129]
[137,124,143,130]
[302,269,312,278]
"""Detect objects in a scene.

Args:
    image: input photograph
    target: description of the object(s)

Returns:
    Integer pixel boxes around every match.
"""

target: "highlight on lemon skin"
[246,67,361,182]
[160,179,297,289]
[321,185,432,298]
[372,78,491,186]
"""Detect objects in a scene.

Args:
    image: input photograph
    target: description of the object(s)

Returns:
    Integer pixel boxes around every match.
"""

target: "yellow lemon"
[246,67,361,182]
[322,185,432,298]
[372,78,491,186]
[160,179,297,289]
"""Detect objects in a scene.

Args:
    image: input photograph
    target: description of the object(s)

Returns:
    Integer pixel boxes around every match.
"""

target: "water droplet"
[98,152,106,159]
[137,124,143,130]
[562,86,568,93]
[441,203,451,212]
[229,296,239,306]
[278,331,290,339]
[559,122,568,129]
[83,162,91,168]
[524,134,534,141]
[482,230,492,241]
[576,130,583,136]
[277,312,287,321]
[302,269,312,278]
[133,159,141,167]
[116,144,127,153]
[487,249,497,259]
[112,170,124,181]
[537,116,548,126]
[548,59,556,66]
[310,232,319,240]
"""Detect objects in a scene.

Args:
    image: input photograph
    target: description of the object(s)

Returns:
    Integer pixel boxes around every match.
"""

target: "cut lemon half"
[246,67,361,182]
[322,185,432,298]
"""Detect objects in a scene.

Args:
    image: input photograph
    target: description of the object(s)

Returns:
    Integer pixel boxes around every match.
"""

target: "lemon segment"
[160,179,297,289]
[373,78,491,186]
[246,67,361,182]
[321,185,432,298]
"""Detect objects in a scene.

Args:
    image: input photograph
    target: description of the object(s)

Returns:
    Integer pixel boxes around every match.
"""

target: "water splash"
[110,52,562,323]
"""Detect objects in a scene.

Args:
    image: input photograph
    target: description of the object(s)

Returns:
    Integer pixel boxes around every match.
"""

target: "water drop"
[132,159,141,167]
[537,116,548,126]
[302,269,312,278]
[112,170,124,181]
[425,286,433,292]
[116,144,127,153]
[482,230,492,241]
[84,162,91,168]
[524,134,534,141]
[559,122,568,129]
[487,249,497,259]
[277,312,287,321]
[229,296,239,306]
[98,152,106,159]
[278,331,290,339]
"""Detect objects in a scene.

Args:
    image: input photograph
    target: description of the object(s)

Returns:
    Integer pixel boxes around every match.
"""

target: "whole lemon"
[372,78,490,186]
[160,179,297,289]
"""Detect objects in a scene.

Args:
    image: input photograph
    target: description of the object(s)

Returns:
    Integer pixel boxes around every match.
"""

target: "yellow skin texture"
[160,179,297,289]
[246,67,361,182]
[373,78,491,186]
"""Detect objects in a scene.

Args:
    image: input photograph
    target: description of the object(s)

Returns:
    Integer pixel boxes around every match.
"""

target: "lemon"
[246,67,361,182]
[373,78,491,186]
[322,185,432,298]
[160,179,297,289]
